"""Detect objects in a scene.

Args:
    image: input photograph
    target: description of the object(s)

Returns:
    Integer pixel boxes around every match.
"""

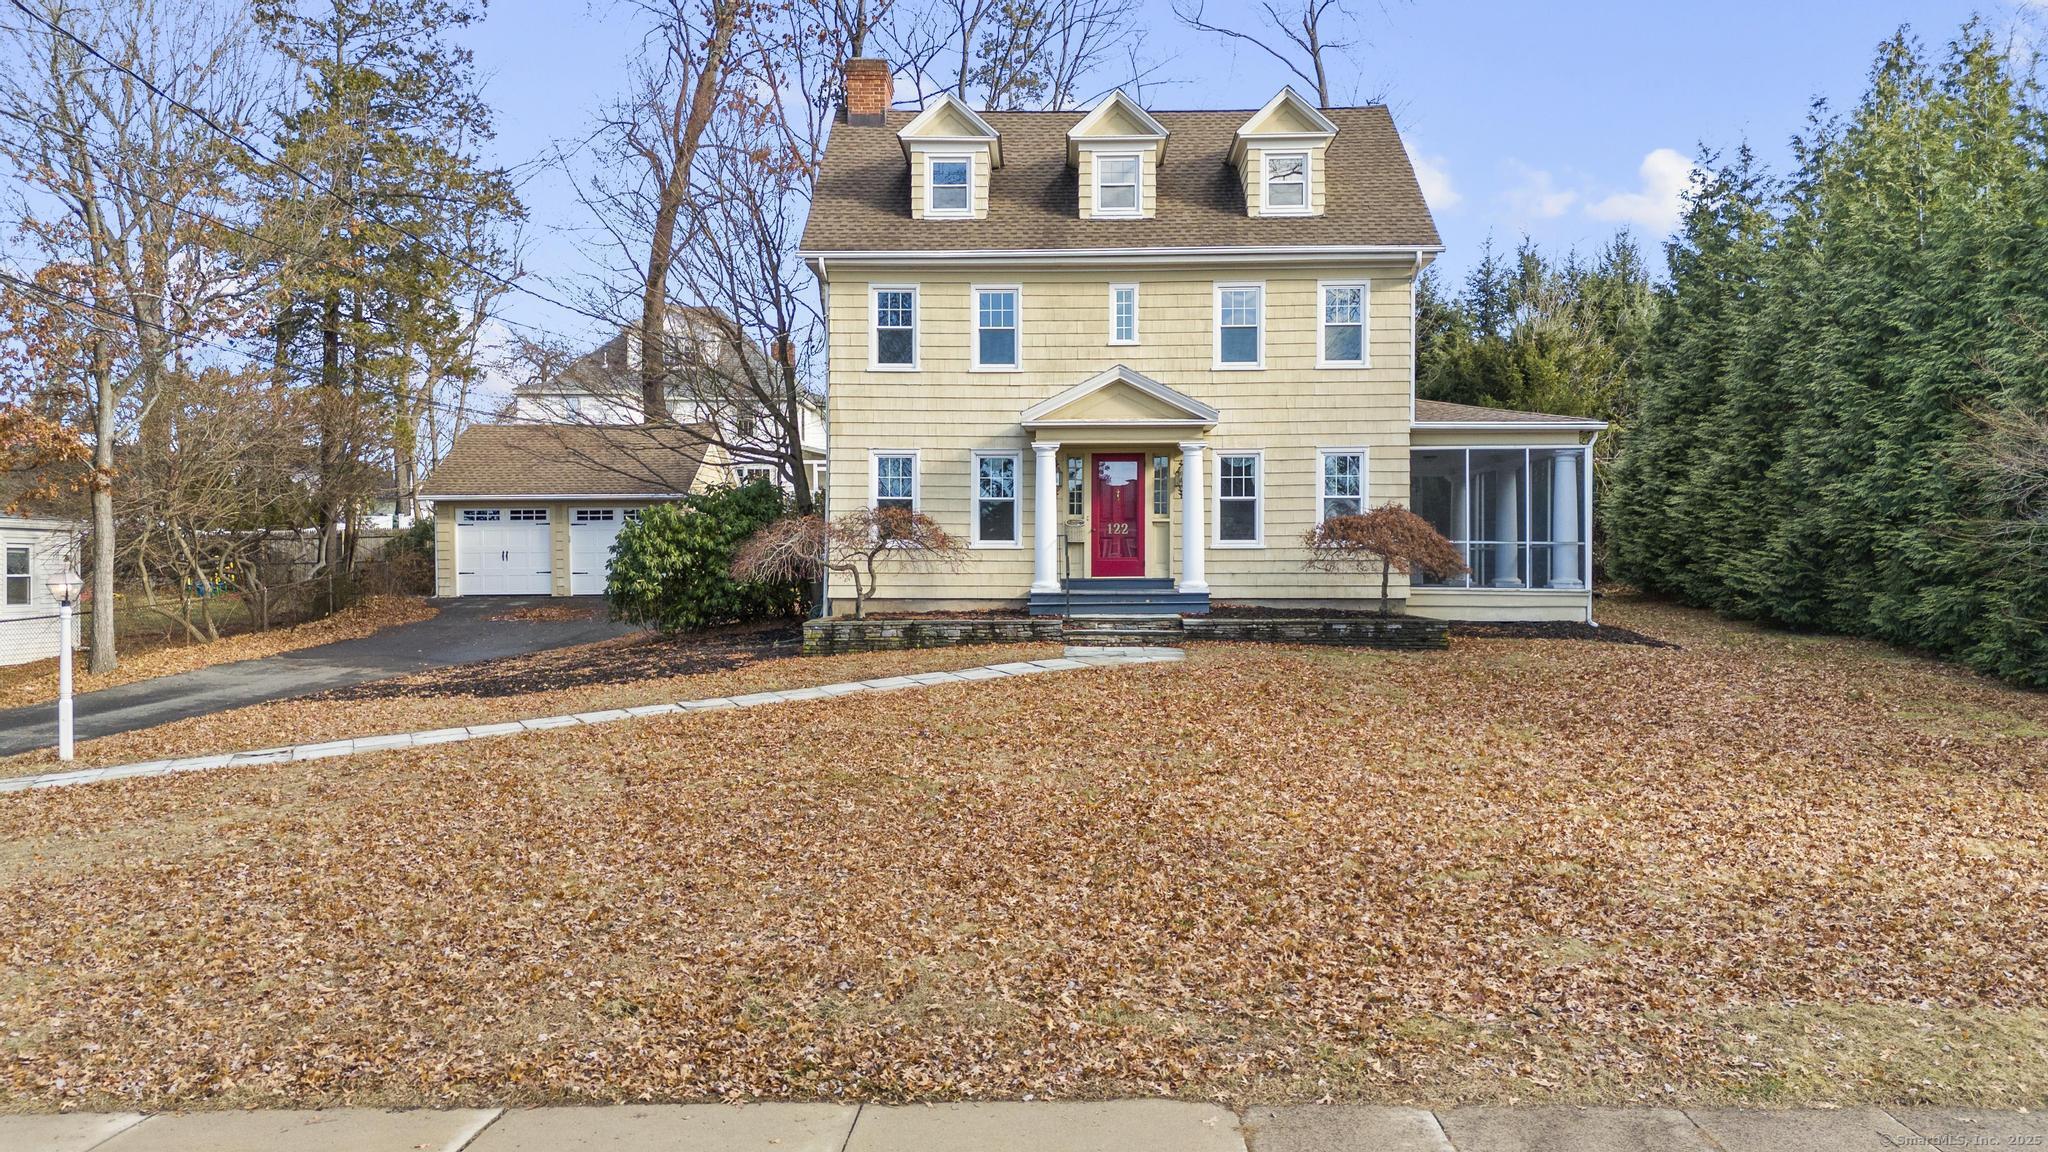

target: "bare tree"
[0,0,262,672]
[592,0,746,421]
[1171,0,1373,107]
[889,0,1144,110]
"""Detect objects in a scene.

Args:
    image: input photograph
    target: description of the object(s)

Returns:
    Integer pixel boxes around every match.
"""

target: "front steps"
[1060,615,1186,648]
[1027,577,1210,617]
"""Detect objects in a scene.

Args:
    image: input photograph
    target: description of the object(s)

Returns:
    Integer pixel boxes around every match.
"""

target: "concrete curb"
[1,1101,2039,1151]
[0,651,1183,795]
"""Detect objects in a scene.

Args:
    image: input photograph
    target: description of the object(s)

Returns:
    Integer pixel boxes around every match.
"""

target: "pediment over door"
[1020,365,1219,434]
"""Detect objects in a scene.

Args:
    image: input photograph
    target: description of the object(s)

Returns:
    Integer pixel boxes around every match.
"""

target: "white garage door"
[569,507,626,595]
[455,508,552,595]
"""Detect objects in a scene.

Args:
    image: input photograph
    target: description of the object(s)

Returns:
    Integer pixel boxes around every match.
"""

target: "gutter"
[797,244,1446,265]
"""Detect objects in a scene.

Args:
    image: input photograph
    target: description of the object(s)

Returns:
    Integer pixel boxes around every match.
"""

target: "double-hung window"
[872,452,918,513]
[1319,450,1365,520]
[734,464,776,486]
[1216,453,1262,546]
[872,287,917,369]
[1215,284,1263,367]
[1109,284,1138,344]
[4,545,28,606]
[928,155,972,217]
[1319,282,1367,365]
[1264,152,1309,212]
[973,287,1019,369]
[972,452,1020,546]
[1095,153,1140,215]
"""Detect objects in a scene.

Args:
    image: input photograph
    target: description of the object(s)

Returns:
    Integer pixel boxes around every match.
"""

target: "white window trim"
[1092,151,1143,217]
[969,450,1023,548]
[868,448,922,512]
[1108,283,1139,345]
[1213,282,1265,370]
[1317,447,1369,522]
[969,284,1022,372]
[1262,150,1312,216]
[869,284,919,371]
[1213,449,1266,548]
[3,543,31,609]
[1316,279,1371,368]
[925,153,974,219]
[1405,444,1594,592]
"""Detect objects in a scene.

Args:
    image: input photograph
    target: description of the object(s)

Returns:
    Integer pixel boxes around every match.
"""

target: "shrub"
[605,481,799,631]
[732,507,967,618]
[1301,504,1469,615]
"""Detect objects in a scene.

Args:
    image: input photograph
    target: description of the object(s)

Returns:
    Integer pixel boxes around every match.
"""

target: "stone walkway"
[0,647,1183,794]
[5,1100,2039,1151]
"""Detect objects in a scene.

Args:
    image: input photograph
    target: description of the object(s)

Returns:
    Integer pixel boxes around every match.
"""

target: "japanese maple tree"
[732,506,966,619]
[1301,504,1469,615]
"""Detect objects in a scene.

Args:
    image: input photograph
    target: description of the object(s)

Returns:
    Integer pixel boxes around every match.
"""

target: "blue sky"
[467,0,2032,348]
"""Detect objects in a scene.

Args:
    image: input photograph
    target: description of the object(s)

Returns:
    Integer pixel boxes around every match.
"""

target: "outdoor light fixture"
[48,568,81,761]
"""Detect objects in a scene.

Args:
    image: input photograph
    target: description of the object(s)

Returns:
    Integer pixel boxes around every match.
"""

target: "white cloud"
[1501,163,1576,220]
[1586,147,1699,235]
[1405,144,1461,211]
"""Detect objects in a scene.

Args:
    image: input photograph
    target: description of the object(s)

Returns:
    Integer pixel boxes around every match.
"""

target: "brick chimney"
[843,58,892,126]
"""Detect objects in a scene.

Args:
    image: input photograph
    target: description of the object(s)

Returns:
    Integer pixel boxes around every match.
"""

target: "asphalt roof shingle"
[800,106,1441,254]
[1413,400,1608,427]
[421,423,708,500]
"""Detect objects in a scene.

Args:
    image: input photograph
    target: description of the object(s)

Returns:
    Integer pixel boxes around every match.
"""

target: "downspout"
[1583,429,1600,627]
[813,256,832,620]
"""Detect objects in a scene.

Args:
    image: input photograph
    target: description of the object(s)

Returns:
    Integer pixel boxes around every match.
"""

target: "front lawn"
[0,594,2042,1112]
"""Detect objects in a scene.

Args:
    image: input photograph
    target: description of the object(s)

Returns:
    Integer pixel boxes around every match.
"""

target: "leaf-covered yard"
[0,594,2043,1113]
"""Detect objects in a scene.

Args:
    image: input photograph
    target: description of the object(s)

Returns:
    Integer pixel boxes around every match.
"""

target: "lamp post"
[47,569,82,761]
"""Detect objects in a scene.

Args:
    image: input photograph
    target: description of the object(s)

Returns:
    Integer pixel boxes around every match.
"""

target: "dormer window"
[1264,153,1309,212]
[928,155,972,217]
[1095,154,1141,216]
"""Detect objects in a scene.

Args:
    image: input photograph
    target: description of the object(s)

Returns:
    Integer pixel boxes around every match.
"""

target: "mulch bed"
[1202,603,1675,648]
[310,620,805,702]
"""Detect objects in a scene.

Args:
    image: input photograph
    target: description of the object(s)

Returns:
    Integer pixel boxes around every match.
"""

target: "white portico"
[1019,366,1218,614]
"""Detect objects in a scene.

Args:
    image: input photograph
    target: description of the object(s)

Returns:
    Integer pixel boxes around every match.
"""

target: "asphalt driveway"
[0,598,638,758]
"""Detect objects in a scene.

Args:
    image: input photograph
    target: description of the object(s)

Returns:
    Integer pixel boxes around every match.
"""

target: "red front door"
[1090,454,1145,577]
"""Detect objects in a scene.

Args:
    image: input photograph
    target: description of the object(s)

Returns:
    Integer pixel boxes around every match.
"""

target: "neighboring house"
[0,514,84,667]
[510,306,828,496]
[799,62,1604,620]
[420,424,706,597]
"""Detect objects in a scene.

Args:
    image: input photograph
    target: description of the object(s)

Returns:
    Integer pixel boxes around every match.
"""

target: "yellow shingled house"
[800,61,1604,621]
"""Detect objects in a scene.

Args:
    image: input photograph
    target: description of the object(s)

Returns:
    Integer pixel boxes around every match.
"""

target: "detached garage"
[421,423,708,598]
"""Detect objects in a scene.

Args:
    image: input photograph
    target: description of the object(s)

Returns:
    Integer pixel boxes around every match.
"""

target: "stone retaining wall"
[1181,616,1448,650]
[803,617,1063,655]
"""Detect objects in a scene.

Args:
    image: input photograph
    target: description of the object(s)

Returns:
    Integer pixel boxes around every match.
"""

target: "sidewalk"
[0,646,1182,794]
[5,1100,2039,1151]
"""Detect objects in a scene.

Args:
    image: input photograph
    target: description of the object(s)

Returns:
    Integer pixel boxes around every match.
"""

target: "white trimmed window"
[1065,456,1083,516]
[4,545,28,606]
[1410,447,1590,590]
[1095,153,1140,215]
[872,451,918,513]
[1264,152,1309,213]
[1215,284,1263,367]
[871,286,918,369]
[1319,449,1366,520]
[927,154,972,217]
[972,452,1020,546]
[1151,455,1170,516]
[973,287,1019,369]
[734,463,776,486]
[1216,452,1262,545]
[1319,282,1368,366]
[1109,284,1138,344]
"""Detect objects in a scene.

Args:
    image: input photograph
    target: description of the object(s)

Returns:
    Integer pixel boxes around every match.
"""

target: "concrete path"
[4,1101,2039,1151]
[0,598,637,758]
[0,648,1186,793]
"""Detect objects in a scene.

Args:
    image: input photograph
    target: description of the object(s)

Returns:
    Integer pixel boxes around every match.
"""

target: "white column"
[1177,440,1208,594]
[1031,440,1061,593]
[1550,451,1581,588]
[1490,465,1522,588]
